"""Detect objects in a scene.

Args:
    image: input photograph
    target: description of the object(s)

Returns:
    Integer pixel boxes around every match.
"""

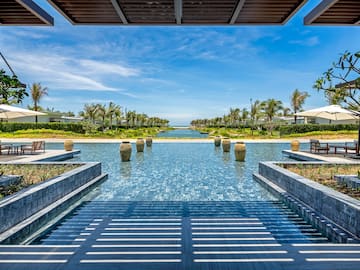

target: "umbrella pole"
[357,118,360,156]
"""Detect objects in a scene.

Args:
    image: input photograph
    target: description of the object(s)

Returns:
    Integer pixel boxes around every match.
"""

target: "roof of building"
[0,0,53,25]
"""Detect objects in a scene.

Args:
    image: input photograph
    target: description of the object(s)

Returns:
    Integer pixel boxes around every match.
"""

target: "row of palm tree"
[191,89,310,128]
[79,102,169,129]
[24,82,169,128]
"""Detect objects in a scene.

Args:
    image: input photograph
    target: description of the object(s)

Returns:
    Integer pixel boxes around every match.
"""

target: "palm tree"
[261,98,283,122]
[291,89,309,124]
[261,99,283,135]
[229,108,240,128]
[250,99,261,124]
[241,108,249,126]
[281,107,292,117]
[106,102,121,129]
[30,82,48,123]
[250,99,261,135]
[82,103,99,124]
[96,104,106,130]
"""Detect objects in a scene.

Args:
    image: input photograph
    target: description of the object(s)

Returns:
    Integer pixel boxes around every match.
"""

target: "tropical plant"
[30,82,48,123]
[261,98,283,122]
[80,103,99,124]
[0,69,28,104]
[96,104,106,130]
[250,99,261,124]
[281,107,292,117]
[290,89,309,124]
[314,51,360,111]
[261,98,283,135]
[229,108,241,128]
[241,108,249,125]
[106,102,121,129]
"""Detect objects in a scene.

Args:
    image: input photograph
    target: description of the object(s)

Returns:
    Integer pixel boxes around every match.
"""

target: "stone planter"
[234,142,246,162]
[146,137,153,147]
[214,136,221,147]
[136,138,145,152]
[222,138,231,152]
[64,140,74,151]
[0,162,106,243]
[291,140,300,151]
[120,142,132,162]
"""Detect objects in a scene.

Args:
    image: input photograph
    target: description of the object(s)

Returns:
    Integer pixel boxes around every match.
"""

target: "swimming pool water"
[156,129,208,138]
[62,142,291,201]
[32,142,329,249]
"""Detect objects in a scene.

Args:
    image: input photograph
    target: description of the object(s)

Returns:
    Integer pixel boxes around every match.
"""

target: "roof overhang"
[0,0,54,26]
[335,78,360,88]
[305,0,360,25]
[47,0,308,25]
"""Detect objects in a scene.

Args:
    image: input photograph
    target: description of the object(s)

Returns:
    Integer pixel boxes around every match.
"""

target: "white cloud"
[6,51,139,92]
[289,36,319,47]
[79,59,140,77]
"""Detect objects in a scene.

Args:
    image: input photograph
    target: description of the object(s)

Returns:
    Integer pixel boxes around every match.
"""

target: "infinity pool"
[156,129,208,138]
[65,142,290,201]
[32,142,330,264]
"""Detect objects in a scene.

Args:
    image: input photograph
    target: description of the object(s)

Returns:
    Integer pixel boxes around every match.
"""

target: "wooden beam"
[282,0,308,25]
[47,0,76,25]
[174,0,182,24]
[110,0,128,24]
[354,16,360,25]
[304,0,338,25]
[16,0,54,25]
[229,0,246,24]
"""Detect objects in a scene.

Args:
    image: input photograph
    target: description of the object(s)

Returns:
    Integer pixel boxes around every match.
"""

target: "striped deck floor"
[1,201,360,270]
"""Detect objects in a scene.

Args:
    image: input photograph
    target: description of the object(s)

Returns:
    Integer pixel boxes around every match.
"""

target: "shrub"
[279,124,358,136]
[0,122,85,134]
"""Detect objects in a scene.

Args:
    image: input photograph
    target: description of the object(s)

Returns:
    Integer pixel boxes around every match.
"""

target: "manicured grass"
[196,127,357,140]
[0,127,166,139]
[280,163,360,200]
[0,164,80,199]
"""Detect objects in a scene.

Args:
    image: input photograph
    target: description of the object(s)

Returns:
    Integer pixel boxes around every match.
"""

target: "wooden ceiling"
[305,0,360,25]
[1,0,359,26]
[46,0,308,25]
[0,0,53,25]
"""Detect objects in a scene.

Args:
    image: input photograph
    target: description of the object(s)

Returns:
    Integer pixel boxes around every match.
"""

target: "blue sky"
[1,0,360,125]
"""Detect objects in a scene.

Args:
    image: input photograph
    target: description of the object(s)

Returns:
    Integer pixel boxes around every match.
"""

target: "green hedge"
[279,124,359,136]
[0,122,85,133]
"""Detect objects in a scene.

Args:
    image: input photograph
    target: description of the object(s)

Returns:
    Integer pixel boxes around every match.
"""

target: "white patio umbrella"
[0,104,46,119]
[296,105,359,121]
[296,105,360,155]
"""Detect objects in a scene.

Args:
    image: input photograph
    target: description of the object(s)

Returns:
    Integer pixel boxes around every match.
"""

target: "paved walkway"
[282,150,360,163]
[1,201,360,270]
[0,149,80,163]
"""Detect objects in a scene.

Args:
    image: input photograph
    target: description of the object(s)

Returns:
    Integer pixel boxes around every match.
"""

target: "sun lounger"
[0,141,12,155]
[345,140,358,153]
[21,141,45,154]
[310,139,329,154]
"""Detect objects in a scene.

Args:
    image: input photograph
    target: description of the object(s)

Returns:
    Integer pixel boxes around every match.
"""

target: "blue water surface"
[156,129,208,138]
[49,142,293,201]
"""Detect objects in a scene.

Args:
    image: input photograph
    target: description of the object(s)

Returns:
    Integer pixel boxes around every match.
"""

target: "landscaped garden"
[279,163,360,200]
[0,164,80,199]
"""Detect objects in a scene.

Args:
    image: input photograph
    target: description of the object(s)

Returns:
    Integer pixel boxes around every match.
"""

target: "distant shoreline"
[0,138,355,143]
